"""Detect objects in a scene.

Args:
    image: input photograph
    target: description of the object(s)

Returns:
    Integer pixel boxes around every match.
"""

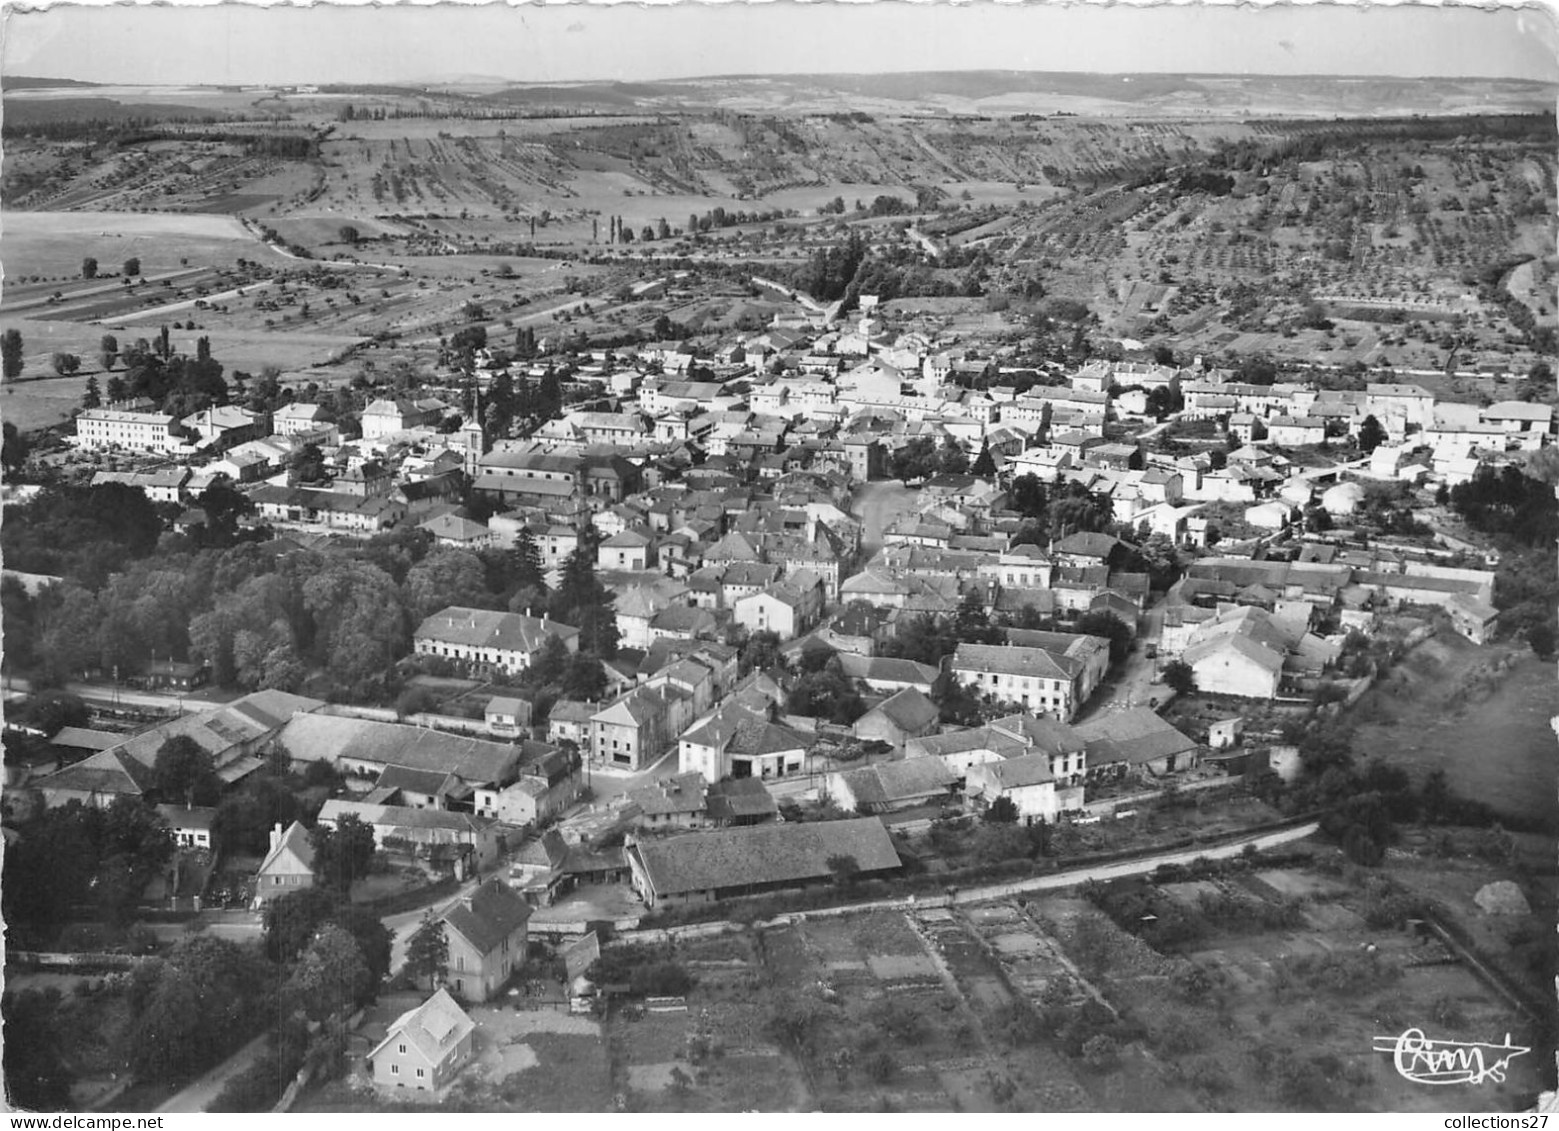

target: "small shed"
[1206,716,1245,751]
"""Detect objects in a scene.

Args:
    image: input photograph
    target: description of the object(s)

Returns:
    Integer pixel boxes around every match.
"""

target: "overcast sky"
[5,1,1557,87]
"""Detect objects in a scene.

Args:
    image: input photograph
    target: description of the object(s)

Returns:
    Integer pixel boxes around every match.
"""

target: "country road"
[782,820,1323,923]
[155,1033,270,1114]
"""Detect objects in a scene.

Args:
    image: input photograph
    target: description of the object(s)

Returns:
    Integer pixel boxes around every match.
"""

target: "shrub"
[865,1051,898,1083]
[1081,1034,1120,1071]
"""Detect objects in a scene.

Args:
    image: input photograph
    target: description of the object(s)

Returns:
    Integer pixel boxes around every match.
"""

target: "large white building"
[413,607,580,675]
[74,407,179,452]
[948,643,1085,722]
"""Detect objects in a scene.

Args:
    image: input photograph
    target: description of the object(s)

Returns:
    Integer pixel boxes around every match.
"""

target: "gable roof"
[950,643,1081,681]
[36,747,155,800]
[277,714,519,786]
[442,878,532,955]
[837,758,958,805]
[628,771,709,817]
[867,687,941,734]
[904,726,1028,761]
[414,607,580,653]
[258,820,315,876]
[704,776,779,823]
[1073,708,1197,766]
[375,764,458,798]
[630,818,900,896]
[976,751,1055,789]
[369,988,475,1066]
[836,653,940,687]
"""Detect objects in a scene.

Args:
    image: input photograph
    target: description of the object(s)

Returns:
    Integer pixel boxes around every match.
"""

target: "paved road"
[1077,596,1170,721]
[155,1033,270,1114]
[384,875,487,974]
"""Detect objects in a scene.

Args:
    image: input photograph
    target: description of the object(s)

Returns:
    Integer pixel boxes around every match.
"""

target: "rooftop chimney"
[269,822,284,851]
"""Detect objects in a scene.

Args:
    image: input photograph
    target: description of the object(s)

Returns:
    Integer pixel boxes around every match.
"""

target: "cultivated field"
[2,210,294,280]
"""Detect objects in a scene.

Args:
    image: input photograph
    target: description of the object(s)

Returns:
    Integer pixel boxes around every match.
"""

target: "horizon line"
[9,68,1559,88]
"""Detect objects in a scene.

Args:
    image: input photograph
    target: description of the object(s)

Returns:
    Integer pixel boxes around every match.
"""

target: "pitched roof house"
[369,988,476,1091]
[828,758,958,813]
[254,821,316,905]
[852,687,941,749]
[441,879,532,1001]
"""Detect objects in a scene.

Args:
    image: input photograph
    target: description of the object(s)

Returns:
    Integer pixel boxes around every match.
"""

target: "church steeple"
[460,383,485,479]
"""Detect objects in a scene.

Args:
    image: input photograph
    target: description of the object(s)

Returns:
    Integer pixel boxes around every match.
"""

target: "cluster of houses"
[36,304,1539,1093]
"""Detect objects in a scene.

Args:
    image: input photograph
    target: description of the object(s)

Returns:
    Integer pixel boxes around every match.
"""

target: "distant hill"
[472,70,1559,118]
[2,76,99,91]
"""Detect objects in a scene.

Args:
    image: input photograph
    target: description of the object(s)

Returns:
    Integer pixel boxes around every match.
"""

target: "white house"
[965,753,1058,823]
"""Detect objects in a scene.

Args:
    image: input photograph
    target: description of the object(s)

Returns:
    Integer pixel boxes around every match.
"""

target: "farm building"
[624,818,900,908]
[852,687,941,748]
[826,758,958,814]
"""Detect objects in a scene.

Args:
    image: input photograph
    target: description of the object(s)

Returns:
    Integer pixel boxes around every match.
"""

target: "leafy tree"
[786,667,865,725]
[1010,474,1048,520]
[954,590,1002,644]
[213,774,302,856]
[526,634,570,688]
[152,734,223,807]
[1162,659,1197,696]
[1130,532,1179,588]
[123,935,271,1083]
[403,546,491,620]
[82,257,98,280]
[550,533,618,658]
[82,374,101,409]
[1529,619,1556,659]
[2,988,73,1110]
[406,911,450,991]
[937,436,970,475]
[15,690,89,738]
[741,628,783,675]
[879,612,957,668]
[561,651,606,701]
[1450,464,1559,549]
[1075,610,1132,664]
[289,441,326,484]
[51,352,80,377]
[509,527,547,612]
[309,814,376,892]
[286,924,372,1022]
[3,420,30,476]
[1357,414,1386,454]
[123,257,140,278]
[299,557,409,689]
[826,853,861,883]
[984,796,1020,824]
[337,225,360,245]
[1049,481,1113,540]
[887,436,938,482]
[2,328,25,380]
